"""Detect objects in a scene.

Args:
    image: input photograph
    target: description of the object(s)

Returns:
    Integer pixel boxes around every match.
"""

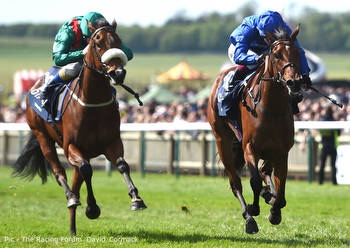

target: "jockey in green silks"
[41,12,133,100]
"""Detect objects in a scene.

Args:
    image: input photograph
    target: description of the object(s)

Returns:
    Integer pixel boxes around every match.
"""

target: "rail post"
[175,131,180,178]
[1,131,8,166]
[138,131,146,178]
[211,134,217,177]
[307,130,313,183]
[168,135,175,174]
[200,132,207,176]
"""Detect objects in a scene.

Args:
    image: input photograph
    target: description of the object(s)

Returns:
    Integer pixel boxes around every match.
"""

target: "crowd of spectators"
[118,84,350,125]
[296,85,350,122]
[2,84,350,125]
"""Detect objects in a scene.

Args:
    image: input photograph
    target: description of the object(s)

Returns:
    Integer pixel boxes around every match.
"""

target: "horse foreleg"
[259,161,276,205]
[69,167,84,235]
[105,139,147,211]
[247,165,262,217]
[216,135,258,234]
[244,143,262,217]
[269,155,288,225]
[34,131,80,207]
[116,157,147,210]
[67,144,100,219]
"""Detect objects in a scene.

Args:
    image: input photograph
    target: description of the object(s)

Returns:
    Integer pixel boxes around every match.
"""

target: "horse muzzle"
[109,68,126,85]
[286,79,302,94]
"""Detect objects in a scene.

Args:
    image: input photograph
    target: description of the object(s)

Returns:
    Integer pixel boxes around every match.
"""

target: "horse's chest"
[73,112,119,146]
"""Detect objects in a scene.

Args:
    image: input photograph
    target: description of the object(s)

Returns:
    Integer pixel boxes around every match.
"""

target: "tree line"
[1,6,350,53]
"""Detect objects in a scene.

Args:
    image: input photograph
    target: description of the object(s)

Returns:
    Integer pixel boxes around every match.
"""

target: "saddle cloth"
[28,66,72,123]
[28,66,117,123]
[217,69,253,121]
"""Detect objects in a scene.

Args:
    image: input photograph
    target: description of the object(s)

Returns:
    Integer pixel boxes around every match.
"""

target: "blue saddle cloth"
[28,66,71,122]
[217,70,253,122]
[28,66,117,123]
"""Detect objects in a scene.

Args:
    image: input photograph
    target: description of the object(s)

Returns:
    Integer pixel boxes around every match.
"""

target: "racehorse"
[13,20,146,235]
[207,25,302,234]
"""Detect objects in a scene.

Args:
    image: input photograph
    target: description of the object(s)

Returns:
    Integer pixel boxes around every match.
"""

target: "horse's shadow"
[89,229,349,247]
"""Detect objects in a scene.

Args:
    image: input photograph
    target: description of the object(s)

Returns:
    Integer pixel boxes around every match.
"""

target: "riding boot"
[40,73,66,108]
[229,65,254,90]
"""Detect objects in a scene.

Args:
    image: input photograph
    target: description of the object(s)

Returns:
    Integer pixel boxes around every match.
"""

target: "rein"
[83,26,112,77]
[243,39,297,115]
[261,39,297,84]
[80,26,143,106]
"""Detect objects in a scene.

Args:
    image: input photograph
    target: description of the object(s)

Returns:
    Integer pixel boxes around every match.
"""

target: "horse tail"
[12,132,52,184]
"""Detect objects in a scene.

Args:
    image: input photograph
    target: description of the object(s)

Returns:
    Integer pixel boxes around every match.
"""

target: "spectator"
[318,106,340,185]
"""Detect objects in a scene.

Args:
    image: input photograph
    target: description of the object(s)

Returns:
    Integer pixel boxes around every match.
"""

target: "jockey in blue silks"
[228,10,312,114]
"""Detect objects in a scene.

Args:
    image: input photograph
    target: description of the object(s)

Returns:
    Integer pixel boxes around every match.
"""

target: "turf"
[0,166,349,247]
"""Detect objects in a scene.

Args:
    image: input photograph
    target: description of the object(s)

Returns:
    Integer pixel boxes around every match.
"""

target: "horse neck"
[259,62,290,113]
[80,57,112,104]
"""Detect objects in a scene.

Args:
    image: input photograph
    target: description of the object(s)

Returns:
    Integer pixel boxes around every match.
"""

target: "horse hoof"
[86,204,101,219]
[245,216,259,234]
[247,204,260,216]
[67,198,81,208]
[269,209,282,225]
[131,198,147,211]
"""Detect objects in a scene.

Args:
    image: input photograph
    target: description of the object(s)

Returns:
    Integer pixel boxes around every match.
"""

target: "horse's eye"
[95,35,100,40]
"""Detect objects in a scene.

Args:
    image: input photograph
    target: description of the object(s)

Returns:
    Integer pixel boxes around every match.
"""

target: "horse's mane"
[272,26,290,40]
[94,18,110,28]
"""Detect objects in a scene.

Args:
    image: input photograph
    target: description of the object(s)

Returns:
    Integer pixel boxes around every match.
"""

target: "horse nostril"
[110,68,126,85]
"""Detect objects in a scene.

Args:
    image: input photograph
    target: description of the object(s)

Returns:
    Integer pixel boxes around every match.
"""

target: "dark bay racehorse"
[13,20,146,235]
[207,26,302,234]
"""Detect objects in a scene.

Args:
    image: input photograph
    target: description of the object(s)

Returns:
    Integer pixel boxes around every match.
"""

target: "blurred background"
[1,0,350,183]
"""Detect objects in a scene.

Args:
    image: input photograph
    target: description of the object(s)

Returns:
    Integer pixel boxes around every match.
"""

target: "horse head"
[85,19,127,85]
[263,25,302,94]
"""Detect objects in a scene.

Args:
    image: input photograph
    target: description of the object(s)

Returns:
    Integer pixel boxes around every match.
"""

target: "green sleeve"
[52,26,84,66]
[120,42,133,61]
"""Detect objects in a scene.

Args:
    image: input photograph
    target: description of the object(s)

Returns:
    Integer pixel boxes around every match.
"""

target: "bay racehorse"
[13,20,146,235]
[207,25,302,234]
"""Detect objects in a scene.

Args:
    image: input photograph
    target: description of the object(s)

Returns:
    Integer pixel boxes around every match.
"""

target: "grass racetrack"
[0,166,349,247]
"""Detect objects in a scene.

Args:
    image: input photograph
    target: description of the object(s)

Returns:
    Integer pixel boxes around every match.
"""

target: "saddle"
[28,66,72,122]
[28,66,117,123]
[217,68,254,141]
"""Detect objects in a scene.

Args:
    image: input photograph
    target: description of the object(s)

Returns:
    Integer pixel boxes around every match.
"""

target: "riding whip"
[310,86,343,108]
[119,84,143,106]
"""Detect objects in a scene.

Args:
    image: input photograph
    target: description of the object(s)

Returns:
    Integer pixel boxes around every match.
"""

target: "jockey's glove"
[302,74,312,89]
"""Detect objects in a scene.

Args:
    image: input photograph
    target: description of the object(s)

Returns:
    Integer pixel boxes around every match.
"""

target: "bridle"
[83,26,118,77]
[64,26,119,109]
[67,25,143,107]
[261,39,298,85]
[243,39,300,115]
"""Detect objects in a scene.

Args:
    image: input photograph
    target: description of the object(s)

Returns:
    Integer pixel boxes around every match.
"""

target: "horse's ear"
[264,30,276,45]
[87,21,96,35]
[290,24,300,42]
[111,19,117,31]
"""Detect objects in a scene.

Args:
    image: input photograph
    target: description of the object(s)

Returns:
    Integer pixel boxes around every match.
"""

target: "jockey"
[40,12,133,101]
[228,10,312,114]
